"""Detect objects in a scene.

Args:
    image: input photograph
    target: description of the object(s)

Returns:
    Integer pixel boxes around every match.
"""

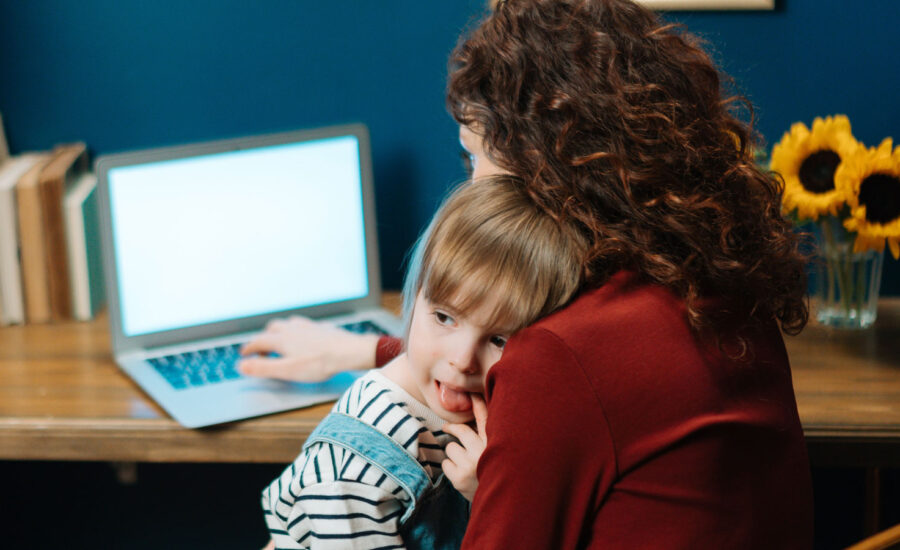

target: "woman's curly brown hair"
[448,0,808,342]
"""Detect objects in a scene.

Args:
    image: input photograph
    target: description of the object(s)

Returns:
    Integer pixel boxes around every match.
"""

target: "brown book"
[37,143,88,321]
[16,152,58,323]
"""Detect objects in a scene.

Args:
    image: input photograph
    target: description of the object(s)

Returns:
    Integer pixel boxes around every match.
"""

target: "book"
[37,143,88,321]
[0,153,46,325]
[16,151,59,323]
[64,172,105,320]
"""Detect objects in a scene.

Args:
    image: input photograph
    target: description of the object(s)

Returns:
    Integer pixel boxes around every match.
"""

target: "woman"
[242,1,813,547]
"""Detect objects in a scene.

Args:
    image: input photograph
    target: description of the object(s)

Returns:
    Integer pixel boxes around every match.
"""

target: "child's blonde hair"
[402,175,587,335]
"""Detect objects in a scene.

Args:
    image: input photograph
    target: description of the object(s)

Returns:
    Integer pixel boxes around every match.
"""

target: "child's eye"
[459,150,474,177]
[434,311,455,326]
[489,335,508,350]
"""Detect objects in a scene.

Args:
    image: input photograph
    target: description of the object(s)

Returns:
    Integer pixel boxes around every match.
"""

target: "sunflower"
[770,114,860,221]
[836,138,900,259]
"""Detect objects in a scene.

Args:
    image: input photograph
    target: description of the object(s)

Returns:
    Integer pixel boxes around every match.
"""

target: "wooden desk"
[0,293,402,464]
[2,295,899,465]
[789,299,900,467]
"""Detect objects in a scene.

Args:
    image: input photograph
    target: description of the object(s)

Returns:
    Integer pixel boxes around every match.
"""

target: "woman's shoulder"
[502,270,772,375]
[504,270,789,386]
[530,271,687,337]
[488,272,667,383]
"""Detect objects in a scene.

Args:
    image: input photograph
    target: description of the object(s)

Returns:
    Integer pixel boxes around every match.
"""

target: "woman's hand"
[238,316,380,382]
[441,394,488,502]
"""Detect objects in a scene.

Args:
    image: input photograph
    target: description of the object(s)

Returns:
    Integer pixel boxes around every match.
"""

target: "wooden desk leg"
[865,467,881,536]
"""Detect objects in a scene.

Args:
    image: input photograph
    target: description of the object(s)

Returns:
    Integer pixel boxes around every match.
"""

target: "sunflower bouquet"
[770,115,900,328]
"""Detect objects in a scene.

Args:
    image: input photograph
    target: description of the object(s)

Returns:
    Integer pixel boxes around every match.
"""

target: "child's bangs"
[408,174,586,338]
[423,246,542,334]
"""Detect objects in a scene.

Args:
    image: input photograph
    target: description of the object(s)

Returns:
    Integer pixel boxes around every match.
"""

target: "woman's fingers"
[240,334,280,356]
[238,356,328,382]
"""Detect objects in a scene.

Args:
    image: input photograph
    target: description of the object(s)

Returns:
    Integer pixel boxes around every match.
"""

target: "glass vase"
[813,217,884,329]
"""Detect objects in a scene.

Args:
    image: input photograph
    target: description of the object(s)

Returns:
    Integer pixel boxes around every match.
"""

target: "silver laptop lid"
[95,123,382,354]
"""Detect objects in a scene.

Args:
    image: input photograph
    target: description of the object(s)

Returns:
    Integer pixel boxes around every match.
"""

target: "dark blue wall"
[1,0,897,292]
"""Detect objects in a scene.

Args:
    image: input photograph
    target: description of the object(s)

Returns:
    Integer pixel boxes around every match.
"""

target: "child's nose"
[448,344,479,374]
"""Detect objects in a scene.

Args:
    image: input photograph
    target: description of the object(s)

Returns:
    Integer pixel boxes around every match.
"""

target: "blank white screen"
[108,135,369,336]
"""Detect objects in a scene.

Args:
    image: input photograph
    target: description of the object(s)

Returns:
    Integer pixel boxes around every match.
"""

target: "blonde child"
[260,175,586,550]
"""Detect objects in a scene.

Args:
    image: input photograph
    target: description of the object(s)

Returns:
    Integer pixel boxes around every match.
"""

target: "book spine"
[65,193,89,320]
[39,174,73,320]
[17,182,51,323]
[0,185,25,324]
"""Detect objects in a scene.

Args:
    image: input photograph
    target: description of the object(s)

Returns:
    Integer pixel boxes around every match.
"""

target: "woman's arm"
[460,328,616,549]
[238,316,402,382]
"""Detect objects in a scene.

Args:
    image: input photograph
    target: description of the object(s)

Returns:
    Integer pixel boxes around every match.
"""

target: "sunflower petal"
[876,138,894,156]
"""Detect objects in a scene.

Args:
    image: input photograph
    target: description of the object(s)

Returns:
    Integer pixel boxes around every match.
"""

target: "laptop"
[95,123,403,428]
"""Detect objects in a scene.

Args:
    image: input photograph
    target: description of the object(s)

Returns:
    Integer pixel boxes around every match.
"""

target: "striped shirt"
[262,370,454,550]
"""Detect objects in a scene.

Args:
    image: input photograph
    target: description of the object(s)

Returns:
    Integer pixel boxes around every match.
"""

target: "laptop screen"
[106,134,369,337]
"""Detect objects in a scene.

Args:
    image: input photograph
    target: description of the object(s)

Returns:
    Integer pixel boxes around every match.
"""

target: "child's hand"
[261,539,275,550]
[441,394,488,502]
[239,316,380,382]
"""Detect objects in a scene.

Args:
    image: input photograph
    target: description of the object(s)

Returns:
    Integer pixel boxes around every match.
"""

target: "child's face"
[459,124,509,181]
[405,291,511,423]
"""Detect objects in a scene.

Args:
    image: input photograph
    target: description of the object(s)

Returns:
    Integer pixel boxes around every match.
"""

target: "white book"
[0,154,46,324]
[64,172,104,320]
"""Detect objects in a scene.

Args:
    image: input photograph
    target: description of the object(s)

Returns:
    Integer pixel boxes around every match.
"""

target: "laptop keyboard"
[147,320,390,390]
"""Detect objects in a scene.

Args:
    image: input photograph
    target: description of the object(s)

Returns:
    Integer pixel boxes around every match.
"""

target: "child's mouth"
[436,381,474,413]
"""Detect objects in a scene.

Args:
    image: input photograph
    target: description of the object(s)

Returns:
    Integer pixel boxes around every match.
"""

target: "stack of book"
[0,112,105,325]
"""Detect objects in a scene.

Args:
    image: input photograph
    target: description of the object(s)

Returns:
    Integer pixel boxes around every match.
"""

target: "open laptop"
[95,123,403,428]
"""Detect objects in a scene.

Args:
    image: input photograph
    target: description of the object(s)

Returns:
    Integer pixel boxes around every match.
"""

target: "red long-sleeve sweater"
[461,271,813,549]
